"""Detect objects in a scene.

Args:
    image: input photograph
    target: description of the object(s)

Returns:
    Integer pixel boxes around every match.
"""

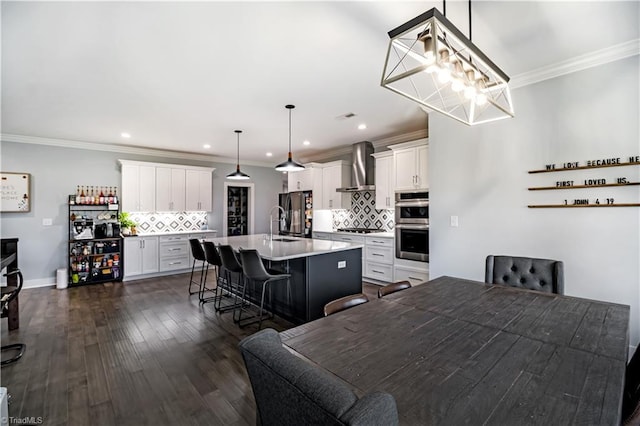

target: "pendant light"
[226,130,250,180]
[275,104,305,172]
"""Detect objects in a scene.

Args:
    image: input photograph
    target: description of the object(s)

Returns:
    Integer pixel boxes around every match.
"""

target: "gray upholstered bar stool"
[236,249,290,330]
[188,239,207,295]
[216,245,245,313]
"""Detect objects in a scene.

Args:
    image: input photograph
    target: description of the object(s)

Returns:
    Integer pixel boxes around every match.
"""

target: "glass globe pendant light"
[226,130,250,180]
[275,104,305,172]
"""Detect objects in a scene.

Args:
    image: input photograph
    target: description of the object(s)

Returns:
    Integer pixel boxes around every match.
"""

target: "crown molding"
[510,39,640,89]
[0,133,274,167]
[300,128,428,163]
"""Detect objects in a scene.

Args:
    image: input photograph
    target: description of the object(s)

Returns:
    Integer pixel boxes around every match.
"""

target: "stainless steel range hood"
[337,141,376,192]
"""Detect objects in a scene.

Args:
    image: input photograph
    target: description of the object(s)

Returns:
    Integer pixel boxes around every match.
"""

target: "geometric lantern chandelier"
[381,5,514,126]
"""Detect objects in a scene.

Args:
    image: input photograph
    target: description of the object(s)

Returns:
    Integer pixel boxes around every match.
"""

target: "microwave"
[395,192,429,225]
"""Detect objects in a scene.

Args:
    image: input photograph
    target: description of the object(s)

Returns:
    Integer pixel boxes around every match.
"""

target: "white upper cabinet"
[390,140,428,191]
[321,161,351,210]
[119,160,214,212]
[186,169,212,211]
[288,167,315,192]
[156,167,186,211]
[372,151,393,209]
[121,162,156,212]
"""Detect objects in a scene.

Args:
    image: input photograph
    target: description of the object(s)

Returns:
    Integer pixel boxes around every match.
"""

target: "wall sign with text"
[1,172,31,212]
[528,155,640,208]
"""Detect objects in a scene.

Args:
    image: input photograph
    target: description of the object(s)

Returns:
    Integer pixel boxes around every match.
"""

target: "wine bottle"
[99,187,105,205]
[108,187,114,204]
[113,188,118,205]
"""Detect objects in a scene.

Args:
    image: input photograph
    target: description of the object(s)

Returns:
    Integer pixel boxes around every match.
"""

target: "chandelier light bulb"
[438,67,452,84]
[426,63,440,74]
[464,85,477,100]
[422,35,436,65]
[475,93,488,106]
[451,79,465,92]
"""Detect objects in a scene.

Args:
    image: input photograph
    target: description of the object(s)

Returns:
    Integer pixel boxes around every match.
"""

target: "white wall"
[0,141,284,286]
[429,56,640,346]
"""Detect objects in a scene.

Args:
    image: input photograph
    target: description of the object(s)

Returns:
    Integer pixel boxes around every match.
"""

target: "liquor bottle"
[80,186,86,204]
[113,188,118,205]
[108,187,114,204]
[94,187,99,205]
[99,187,105,205]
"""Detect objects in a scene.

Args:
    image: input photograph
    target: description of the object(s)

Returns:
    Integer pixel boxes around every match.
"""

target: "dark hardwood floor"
[1,272,380,426]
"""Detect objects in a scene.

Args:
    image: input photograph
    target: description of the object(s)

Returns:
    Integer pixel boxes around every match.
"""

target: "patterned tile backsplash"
[332,191,394,231]
[130,211,208,233]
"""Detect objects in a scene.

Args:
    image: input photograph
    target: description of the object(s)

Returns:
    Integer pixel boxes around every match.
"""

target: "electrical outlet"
[450,216,459,227]
[42,218,53,226]
[338,261,346,269]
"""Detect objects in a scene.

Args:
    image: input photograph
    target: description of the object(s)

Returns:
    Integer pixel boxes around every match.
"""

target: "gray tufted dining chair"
[485,255,564,295]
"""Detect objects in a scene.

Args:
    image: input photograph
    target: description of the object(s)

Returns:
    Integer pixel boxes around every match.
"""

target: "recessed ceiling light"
[303,140,310,146]
[266,152,273,157]
[121,132,131,138]
[358,124,367,130]
[203,144,211,149]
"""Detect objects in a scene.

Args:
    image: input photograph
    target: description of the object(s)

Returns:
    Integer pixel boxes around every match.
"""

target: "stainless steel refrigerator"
[278,191,313,238]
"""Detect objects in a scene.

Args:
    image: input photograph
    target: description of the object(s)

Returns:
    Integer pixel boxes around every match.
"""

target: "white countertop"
[134,229,218,237]
[314,230,395,238]
[204,234,363,261]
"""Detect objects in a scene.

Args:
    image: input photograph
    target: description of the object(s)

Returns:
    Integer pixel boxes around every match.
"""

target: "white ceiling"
[2,1,638,165]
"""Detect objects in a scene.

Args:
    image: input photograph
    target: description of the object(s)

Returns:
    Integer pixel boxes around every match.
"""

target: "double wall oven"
[395,191,429,262]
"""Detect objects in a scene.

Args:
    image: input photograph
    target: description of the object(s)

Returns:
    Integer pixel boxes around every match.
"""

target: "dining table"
[280,275,630,425]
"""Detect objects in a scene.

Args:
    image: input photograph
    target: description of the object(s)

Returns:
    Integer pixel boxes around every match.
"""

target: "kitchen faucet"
[269,205,286,241]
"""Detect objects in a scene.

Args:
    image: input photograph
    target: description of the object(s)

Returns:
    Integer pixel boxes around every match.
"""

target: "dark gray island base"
[205,235,363,324]
[267,248,362,323]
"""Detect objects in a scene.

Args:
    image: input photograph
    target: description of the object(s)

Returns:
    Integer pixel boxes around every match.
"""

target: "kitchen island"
[205,234,363,323]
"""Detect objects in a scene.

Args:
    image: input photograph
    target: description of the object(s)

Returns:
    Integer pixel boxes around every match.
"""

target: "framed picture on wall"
[1,172,31,212]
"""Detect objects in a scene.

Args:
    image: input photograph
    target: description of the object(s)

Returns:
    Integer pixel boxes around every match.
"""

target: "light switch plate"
[338,261,346,269]
[450,216,459,227]
[42,218,53,226]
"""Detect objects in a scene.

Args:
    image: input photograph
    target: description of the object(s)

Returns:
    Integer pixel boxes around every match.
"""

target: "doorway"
[223,182,255,237]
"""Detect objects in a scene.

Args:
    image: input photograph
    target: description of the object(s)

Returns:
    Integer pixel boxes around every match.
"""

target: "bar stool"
[236,249,290,330]
[188,239,206,295]
[216,245,245,313]
[200,241,222,304]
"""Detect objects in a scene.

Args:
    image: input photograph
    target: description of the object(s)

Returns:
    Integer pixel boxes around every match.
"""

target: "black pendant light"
[226,130,250,180]
[275,104,305,172]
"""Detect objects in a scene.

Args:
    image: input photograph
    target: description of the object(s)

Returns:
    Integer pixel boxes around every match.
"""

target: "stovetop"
[336,228,386,234]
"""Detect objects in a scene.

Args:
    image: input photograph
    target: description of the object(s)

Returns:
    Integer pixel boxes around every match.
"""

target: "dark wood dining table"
[280,276,630,425]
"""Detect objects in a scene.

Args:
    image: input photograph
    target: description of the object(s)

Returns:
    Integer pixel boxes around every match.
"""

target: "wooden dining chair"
[324,293,369,317]
[377,280,411,298]
[485,255,564,295]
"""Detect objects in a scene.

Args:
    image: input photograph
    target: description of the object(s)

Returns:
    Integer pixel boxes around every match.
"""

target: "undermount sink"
[270,238,299,243]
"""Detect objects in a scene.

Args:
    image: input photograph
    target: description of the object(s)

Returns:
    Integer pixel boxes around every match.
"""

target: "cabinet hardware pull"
[408,276,422,280]
[373,270,384,274]
[169,261,182,265]
[372,253,383,257]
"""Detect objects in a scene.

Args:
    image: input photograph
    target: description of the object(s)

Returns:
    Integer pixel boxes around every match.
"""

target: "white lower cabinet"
[124,236,159,278]
[363,235,394,283]
[159,235,190,272]
[394,264,429,286]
